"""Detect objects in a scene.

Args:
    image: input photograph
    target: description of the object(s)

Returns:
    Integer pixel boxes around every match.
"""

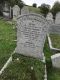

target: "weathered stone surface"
[49,24,60,34]
[13,5,20,20]
[21,6,29,14]
[46,12,54,24]
[51,53,60,68]
[15,13,49,59]
[55,12,60,24]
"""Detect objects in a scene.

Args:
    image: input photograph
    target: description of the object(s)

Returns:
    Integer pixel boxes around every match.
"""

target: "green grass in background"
[0,19,16,69]
[50,34,60,49]
[28,6,40,14]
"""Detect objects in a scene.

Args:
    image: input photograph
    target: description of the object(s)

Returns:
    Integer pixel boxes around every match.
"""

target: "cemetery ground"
[0,19,60,80]
[0,54,45,80]
[0,18,45,80]
[0,18,16,69]
[50,34,60,49]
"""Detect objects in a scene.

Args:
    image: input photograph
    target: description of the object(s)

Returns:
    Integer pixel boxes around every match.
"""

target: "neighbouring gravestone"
[49,24,60,34]
[15,13,49,59]
[13,5,20,21]
[51,53,60,68]
[46,12,54,24]
[21,6,29,14]
[55,12,60,24]
[3,2,10,18]
[46,13,60,34]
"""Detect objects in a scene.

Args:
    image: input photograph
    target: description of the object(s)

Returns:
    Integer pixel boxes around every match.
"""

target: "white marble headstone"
[46,12,54,24]
[15,13,49,59]
[51,53,60,68]
[55,12,60,24]
[13,5,20,20]
[21,6,29,14]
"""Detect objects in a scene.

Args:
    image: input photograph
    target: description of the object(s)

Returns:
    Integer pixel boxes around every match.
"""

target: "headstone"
[15,13,49,59]
[46,13,54,34]
[55,12,60,24]
[49,24,60,34]
[13,5,20,21]
[3,2,9,11]
[21,6,29,14]
[3,2,10,18]
[51,53,60,68]
[46,12,54,24]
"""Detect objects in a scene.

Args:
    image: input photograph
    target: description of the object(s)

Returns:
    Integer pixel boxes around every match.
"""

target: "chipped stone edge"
[47,34,60,51]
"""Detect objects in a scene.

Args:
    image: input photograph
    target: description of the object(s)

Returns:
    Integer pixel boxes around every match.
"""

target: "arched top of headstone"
[17,13,49,24]
[55,12,60,24]
[46,12,53,20]
[13,5,20,9]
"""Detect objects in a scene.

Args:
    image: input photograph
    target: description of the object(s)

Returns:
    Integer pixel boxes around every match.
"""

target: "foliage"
[17,0,24,14]
[38,3,50,17]
[51,1,60,19]
[32,3,37,8]
[0,0,24,7]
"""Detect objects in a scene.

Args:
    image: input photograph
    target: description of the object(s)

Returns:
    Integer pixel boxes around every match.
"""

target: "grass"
[50,34,60,49]
[0,19,16,69]
[44,37,60,80]
[0,54,45,80]
[28,6,40,14]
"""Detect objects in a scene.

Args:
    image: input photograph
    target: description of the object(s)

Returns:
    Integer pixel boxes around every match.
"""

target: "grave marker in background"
[46,12,54,24]
[13,5,20,21]
[21,6,29,14]
[51,53,60,68]
[55,12,60,24]
[15,13,49,59]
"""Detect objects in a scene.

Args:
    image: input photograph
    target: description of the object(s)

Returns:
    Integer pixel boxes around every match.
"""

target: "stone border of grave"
[0,56,12,75]
[43,57,47,80]
[0,50,15,75]
[47,34,60,52]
